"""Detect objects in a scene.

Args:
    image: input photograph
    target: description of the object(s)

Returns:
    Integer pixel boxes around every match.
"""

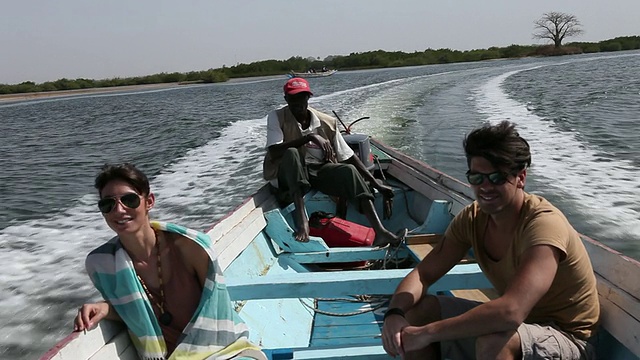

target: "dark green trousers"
[274,148,374,208]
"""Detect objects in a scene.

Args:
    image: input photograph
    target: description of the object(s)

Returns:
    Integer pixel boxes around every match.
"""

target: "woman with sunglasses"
[73,163,264,360]
[382,121,599,359]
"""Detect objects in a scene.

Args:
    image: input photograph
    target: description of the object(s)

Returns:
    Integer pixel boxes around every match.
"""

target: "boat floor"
[311,298,388,347]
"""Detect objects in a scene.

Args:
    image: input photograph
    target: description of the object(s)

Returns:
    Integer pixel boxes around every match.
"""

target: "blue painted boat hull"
[41,138,640,360]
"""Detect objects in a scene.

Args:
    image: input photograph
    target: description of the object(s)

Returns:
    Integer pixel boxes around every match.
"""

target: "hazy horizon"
[2,0,639,84]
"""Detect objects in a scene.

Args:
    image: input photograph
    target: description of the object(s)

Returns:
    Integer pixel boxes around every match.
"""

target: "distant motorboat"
[288,69,337,78]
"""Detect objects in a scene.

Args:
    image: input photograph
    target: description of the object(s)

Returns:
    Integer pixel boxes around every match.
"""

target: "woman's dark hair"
[463,121,531,172]
[94,163,150,197]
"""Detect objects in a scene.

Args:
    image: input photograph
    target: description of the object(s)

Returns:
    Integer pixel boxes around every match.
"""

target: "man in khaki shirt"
[382,121,599,359]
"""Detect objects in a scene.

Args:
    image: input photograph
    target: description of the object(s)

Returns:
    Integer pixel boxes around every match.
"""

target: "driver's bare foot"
[377,183,395,199]
[294,227,309,242]
[372,228,407,247]
[294,214,310,242]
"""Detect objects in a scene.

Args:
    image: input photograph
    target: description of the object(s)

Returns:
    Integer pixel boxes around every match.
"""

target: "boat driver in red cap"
[262,77,405,246]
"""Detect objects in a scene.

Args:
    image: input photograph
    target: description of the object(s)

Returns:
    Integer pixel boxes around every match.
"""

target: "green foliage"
[201,69,228,83]
[1,36,638,96]
[531,45,583,56]
[600,42,622,52]
[614,36,640,50]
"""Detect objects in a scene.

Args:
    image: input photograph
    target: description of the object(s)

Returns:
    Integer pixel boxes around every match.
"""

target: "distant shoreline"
[0,82,186,103]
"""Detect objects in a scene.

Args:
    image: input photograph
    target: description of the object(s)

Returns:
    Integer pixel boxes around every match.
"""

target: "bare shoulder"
[173,233,210,286]
[171,233,207,258]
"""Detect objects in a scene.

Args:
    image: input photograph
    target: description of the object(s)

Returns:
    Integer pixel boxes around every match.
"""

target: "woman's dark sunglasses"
[98,193,142,213]
[465,171,510,186]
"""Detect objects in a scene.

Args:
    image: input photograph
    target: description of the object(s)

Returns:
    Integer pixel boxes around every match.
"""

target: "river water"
[1,51,639,359]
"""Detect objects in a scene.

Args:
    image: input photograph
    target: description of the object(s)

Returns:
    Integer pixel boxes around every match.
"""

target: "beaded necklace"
[136,229,173,326]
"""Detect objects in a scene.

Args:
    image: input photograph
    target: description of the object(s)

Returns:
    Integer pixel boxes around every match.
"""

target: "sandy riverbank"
[0,82,187,103]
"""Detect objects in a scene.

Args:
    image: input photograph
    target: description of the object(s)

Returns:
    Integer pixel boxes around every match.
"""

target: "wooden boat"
[40,138,640,359]
[288,69,337,78]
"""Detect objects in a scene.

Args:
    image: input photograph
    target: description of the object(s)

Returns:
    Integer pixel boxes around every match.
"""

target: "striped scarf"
[85,221,265,360]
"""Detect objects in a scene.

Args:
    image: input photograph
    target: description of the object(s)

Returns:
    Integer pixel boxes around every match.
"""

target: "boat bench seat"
[263,208,395,263]
[411,199,455,234]
[264,344,392,359]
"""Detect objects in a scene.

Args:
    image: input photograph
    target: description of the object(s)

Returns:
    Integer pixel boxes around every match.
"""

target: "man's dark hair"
[463,121,531,172]
[94,163,150,197]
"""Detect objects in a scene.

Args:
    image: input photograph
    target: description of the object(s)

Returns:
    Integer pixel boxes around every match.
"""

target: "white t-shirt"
[265,108,354,186]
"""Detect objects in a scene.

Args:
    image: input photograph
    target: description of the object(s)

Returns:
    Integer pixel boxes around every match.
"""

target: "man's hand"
[400,325,433,354]
[374,180,395,199]
[74,302,110,332]
[381,314,410,357]
[373,180,394,219]
[307,134,336,162]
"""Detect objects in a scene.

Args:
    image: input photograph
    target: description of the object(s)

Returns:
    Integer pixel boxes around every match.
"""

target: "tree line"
[1,35,638,95]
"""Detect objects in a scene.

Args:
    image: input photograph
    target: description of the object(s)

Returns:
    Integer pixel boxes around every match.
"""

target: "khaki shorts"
[437,295,595,360]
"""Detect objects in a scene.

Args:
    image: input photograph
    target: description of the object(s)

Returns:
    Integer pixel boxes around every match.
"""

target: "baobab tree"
[533,12,584,48]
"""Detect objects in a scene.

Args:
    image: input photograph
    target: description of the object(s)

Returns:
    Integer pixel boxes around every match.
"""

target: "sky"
[1,0,639,85]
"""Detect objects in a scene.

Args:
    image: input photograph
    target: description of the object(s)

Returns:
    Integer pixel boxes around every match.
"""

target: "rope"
[299,295,390,317]
[382,233,407,269]
[373,154,387,182]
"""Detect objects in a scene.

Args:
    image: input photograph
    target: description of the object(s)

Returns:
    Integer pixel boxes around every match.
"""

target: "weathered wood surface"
[582,235,640,357]
[227,264,491,301]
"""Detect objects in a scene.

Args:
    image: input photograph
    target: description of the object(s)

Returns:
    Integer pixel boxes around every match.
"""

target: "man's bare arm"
[267,135,312,160]
[411,244,561,344]
[388,236,468,312]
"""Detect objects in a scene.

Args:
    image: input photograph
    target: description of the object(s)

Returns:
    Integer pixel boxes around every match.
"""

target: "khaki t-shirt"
[445,193,599,339]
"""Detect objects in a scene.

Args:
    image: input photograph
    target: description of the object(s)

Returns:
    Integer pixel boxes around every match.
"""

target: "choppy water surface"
[1,51,639,359]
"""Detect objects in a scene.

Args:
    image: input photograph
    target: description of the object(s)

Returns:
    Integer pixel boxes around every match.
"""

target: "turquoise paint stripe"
[317,301,387,311]
[311,337,382,347]
[291,344,390,359]
[312,324,381,339]
[227,264,490,301]
[310,300,385,348]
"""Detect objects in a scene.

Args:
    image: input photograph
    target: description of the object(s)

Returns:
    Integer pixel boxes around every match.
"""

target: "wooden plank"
[596,274,640,356]
[311,323,381,340]
[407,242,475,265]
[311,301,383,345]
[451,289,499,302]
[88,330,136,360]
[311,337,382,347]
[205,184,276,243]
[407,243,436,261]
[292,344,390,360]
[314,310,381,327]
[582,235,640,300]
[597,275,640,326]
[279,247,394,264]
[264,209,330,253]
[406,234,442,245]
[414,200,454,235]
[116,346,139,360]
[371,138,474,200]
[217,209,268,271]
[388,162,467,211]
[41,320,126,360]
[226,264,491,300]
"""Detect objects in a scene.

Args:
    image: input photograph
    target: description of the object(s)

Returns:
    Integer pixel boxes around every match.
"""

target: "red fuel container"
[309,212,375,247]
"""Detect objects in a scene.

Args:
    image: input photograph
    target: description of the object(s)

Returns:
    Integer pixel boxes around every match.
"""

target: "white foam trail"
[150,117,267,226]
[475,67,640,239]
[0,115,269,353]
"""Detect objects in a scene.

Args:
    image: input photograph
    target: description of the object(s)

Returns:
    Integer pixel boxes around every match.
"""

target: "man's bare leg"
[361,199,402,246]
[293,191,310,242]
[475,330,521,360]
[402,295,442,360]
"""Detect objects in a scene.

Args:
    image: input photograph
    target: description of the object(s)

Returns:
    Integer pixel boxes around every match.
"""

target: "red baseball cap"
[283,77,313,96]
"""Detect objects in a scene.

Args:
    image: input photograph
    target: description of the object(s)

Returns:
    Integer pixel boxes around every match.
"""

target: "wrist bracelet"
[383,307,405,321]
